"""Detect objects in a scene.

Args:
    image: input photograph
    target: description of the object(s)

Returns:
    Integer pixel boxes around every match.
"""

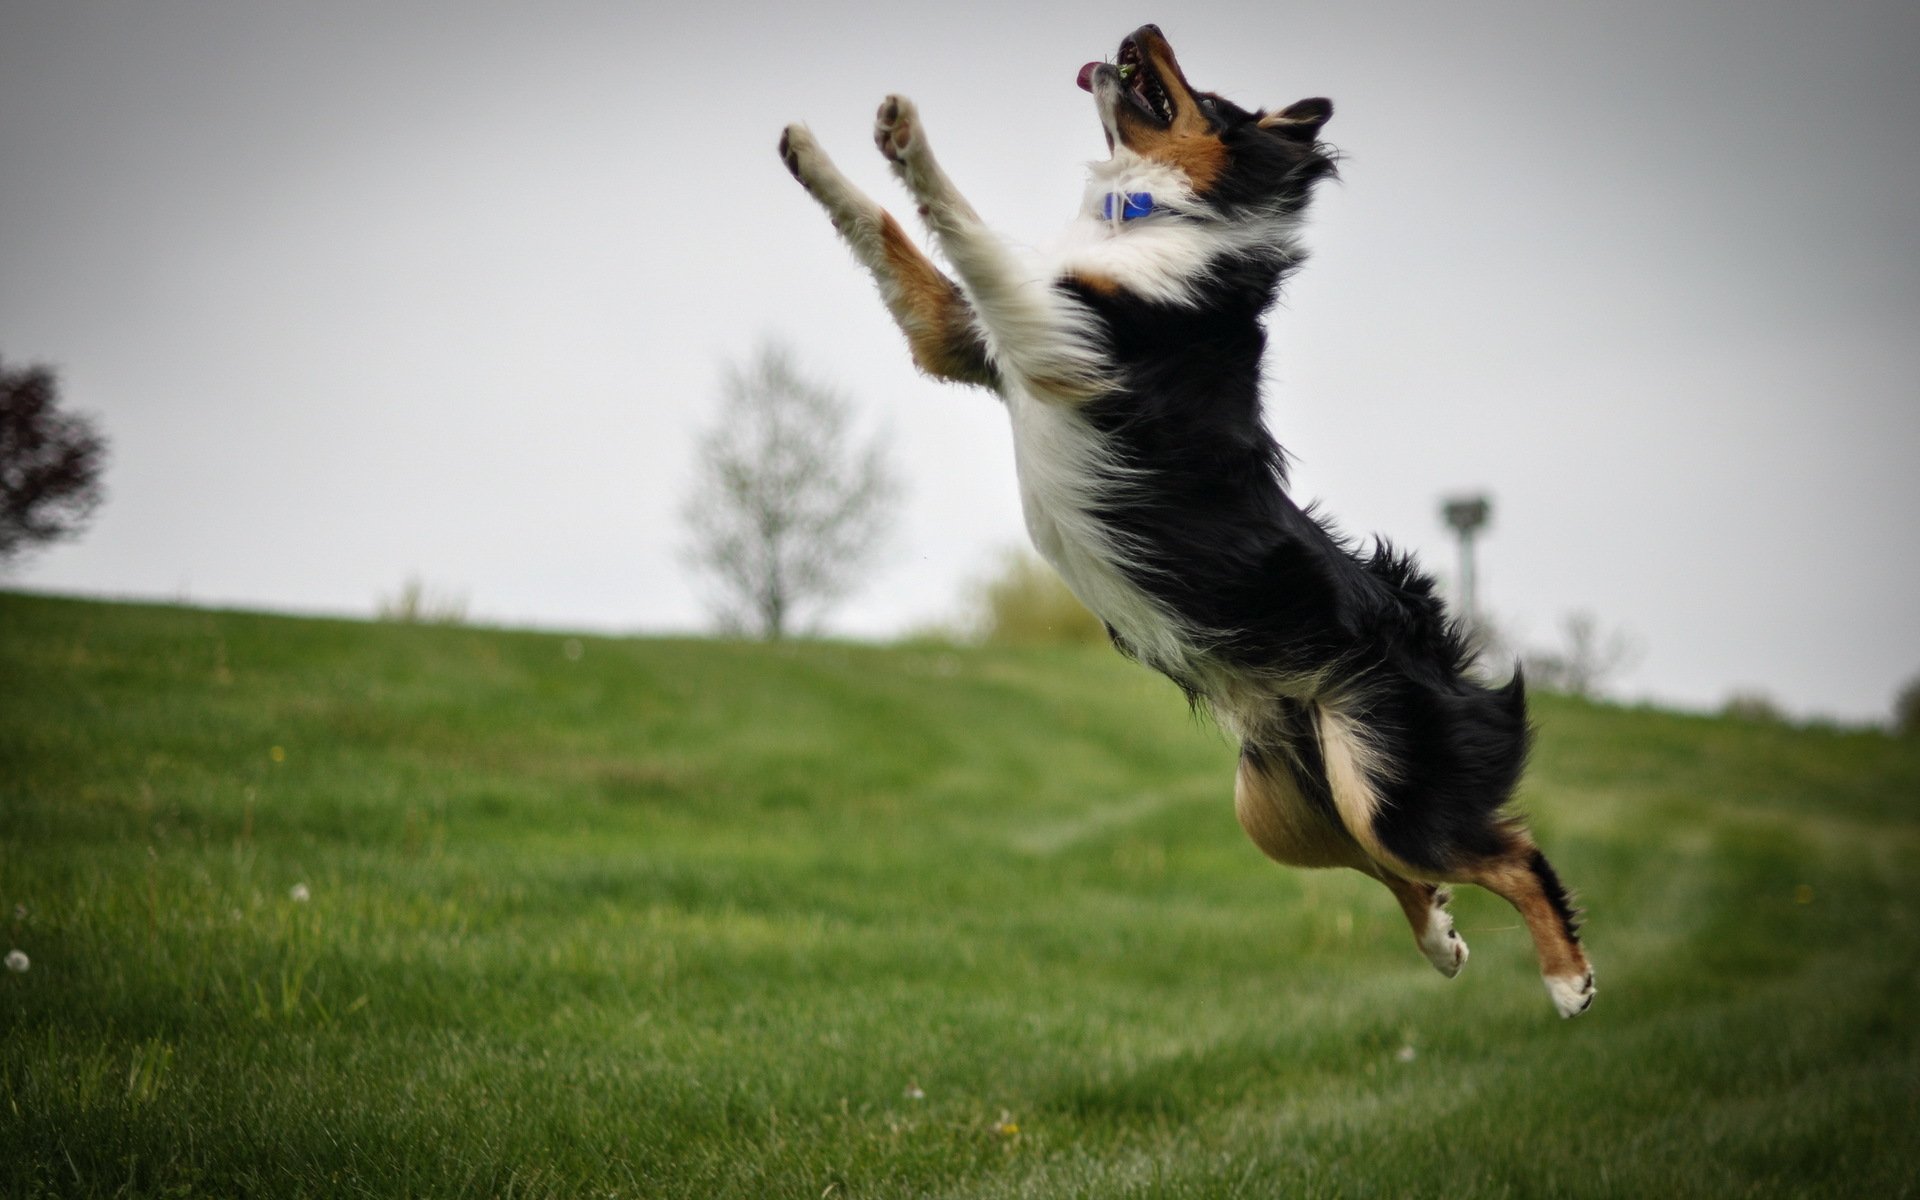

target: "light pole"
[1441,494,1491,630]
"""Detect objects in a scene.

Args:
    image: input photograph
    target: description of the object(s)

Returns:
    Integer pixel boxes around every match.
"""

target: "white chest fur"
[1003,384,1198,678]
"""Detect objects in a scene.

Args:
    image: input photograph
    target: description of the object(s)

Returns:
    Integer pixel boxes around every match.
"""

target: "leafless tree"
[682,345,898,640]
[1524,611,1642,698]
[1,357,108,567]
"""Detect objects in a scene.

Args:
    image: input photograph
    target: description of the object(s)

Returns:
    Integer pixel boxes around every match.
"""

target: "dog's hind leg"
[778,125,998,389]
[1373,873,1469,979]
[1458,844,1594,1017]
[1315,703,1593,1014]
[1238,746,1466,978]
[1234,746,1366,870]
[1313,703,1416,871]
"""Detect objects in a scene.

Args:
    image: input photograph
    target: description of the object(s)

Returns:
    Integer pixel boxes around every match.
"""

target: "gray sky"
[4,0,1917,723]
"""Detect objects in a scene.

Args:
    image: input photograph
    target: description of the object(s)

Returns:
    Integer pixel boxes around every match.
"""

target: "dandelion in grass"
[904,1083,925,1101]
[289,883,311,903]
[5,949,27,972]
[992,1110,1020,1138]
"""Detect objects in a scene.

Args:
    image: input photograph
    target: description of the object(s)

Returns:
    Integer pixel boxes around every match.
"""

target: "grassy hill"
[2,591,1917,1198]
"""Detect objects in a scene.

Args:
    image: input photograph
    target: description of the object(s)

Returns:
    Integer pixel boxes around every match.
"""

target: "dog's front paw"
[873,95,920,163]
[779,124,822,190]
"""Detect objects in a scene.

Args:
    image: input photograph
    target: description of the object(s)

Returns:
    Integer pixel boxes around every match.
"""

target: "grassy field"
[3,591,1918,1198]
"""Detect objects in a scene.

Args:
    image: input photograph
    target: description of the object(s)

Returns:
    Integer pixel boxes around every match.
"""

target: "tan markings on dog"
[1234,751,1365,869]
[1375,873,1445,937]
[1315,704,1420,872]
[1460,850,1590,982]
[1118,36,1230,193]
[1257,111,1311,133]
[1065,270,1125,297]
[1022,366,1108,406]
[1126,125,1228,194]
[877,212,994,385]
[1376,873,1468,977]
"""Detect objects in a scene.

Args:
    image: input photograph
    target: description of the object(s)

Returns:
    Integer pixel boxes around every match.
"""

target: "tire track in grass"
[1007,793,1190,858]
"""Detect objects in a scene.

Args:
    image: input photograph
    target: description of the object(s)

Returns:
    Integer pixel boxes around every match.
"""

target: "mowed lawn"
[3,592,1917,1198]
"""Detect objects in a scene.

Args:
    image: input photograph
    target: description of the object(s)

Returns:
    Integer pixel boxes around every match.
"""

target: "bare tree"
[1524,611,1642,698]
[682,344,899,640]
[1,357,108,567]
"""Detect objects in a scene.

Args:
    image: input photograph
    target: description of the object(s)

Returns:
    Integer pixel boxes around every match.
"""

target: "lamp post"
[1441,494,1491,629]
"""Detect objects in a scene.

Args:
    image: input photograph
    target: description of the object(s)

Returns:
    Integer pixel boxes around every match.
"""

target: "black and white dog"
[780,24,1593,1017]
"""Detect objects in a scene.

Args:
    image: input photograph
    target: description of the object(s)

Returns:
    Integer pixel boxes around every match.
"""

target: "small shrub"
[971,550,1106,647]
[1721,689,1788,725]
[1895,676,1920,737]
[376,576,468,625]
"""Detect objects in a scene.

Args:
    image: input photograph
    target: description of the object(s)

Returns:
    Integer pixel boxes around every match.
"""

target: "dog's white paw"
[873,94,920,164]
[1544,968,1596,1018]
[779,124,825,190]
[1417,891,1468,978]
[779,124,872,231]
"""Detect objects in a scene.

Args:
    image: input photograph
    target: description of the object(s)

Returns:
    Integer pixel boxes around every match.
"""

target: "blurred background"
[3,0,1917,724]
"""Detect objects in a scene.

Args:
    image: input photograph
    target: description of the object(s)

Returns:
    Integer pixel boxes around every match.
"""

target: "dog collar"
[1101,191,1156,221]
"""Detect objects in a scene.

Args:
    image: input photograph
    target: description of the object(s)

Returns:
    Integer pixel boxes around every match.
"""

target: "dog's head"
[1078,25,1334,212]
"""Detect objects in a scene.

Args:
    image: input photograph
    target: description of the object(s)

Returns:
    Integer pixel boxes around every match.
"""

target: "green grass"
[3,591,1917,1198]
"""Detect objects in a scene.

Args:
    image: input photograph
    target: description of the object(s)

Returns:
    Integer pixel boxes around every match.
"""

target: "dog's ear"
[1257,97,1332,142]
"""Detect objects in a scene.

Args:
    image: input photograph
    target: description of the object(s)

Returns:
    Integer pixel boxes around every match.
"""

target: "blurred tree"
[683,344,898,640]
[1895,676,1920,737]
[1721,689,1788,725]
[1,357,108,567]
[1523,611,1641,698]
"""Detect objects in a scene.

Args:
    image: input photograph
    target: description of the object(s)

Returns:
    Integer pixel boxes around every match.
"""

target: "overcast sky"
[3,0,1916,723]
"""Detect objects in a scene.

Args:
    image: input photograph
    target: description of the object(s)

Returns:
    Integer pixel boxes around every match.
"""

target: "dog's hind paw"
[874,94,919,163]
[1544,968,1596,1018]
[1417,890,1468,979]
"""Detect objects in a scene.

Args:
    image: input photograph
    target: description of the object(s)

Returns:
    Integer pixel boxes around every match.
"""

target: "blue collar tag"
[1102,191,1155,221]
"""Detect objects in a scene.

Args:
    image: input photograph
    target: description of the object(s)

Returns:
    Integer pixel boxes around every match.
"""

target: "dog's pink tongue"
[1076,61,1100,92]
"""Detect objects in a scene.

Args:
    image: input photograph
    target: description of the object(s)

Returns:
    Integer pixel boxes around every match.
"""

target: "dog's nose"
[1142,23,1162,36]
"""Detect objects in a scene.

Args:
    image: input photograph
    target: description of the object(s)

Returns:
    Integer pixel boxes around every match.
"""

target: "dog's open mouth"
[1077,34,1177,126]
[1117,37,1177,125]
